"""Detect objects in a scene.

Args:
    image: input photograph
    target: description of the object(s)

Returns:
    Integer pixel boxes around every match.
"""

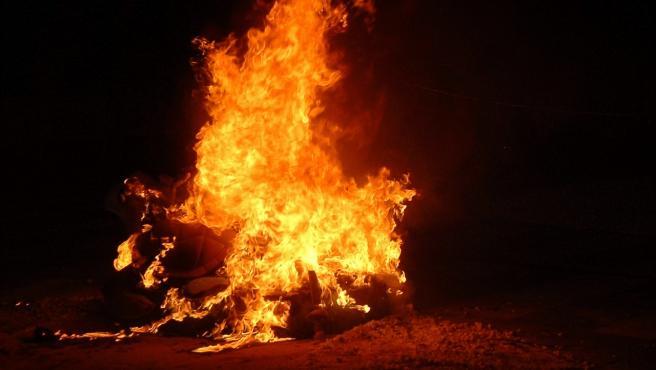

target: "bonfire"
[79,0,415,352]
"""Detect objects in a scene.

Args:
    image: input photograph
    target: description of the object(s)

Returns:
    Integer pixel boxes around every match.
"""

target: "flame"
[113,224,150,271]
[113,232,139,271]
[141,239,174,288]
[109,0,415,351]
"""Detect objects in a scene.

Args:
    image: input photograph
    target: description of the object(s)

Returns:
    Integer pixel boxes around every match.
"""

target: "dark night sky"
[1,1,654,285]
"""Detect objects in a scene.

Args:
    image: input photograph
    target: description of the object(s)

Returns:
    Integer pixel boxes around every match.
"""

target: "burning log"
[159,221,232,280]
[282,269,410,339]
[103,172,413,347]
[103,176,233,322]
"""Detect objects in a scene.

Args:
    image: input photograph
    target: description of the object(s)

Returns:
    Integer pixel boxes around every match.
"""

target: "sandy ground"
[2,217,656,369]
[0,279,586,370]
[0,317,579,370]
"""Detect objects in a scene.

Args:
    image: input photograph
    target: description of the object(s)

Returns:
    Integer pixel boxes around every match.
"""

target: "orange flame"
[113,0,415,351]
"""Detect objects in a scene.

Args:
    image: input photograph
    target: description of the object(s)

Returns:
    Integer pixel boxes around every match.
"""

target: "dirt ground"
[1,215,655,369]
[0,277,617,369]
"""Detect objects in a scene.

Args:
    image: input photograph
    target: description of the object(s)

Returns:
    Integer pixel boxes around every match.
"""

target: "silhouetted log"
[102,268,164,324]
[161,221,233,280]
[308,270,322,305]
[183,276,230,298]
[307,306,367,337]
[285,292,316,339]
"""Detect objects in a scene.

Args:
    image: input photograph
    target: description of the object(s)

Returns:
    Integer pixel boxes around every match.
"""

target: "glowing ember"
[104,0,414,351]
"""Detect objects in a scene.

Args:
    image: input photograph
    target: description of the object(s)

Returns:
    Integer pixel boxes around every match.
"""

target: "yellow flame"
[114,0,415,351]
[113,224,151,271]
[141,240,175,289]
[113,233,139,271]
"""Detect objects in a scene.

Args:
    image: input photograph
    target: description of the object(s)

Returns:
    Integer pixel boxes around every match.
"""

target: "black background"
[1,0,654,304]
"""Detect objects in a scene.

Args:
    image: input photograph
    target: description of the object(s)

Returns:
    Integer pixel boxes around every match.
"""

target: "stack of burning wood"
[103,175,410,340]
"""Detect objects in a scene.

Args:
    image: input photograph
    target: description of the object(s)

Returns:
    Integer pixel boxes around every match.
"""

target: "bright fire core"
[114,0,415,351]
